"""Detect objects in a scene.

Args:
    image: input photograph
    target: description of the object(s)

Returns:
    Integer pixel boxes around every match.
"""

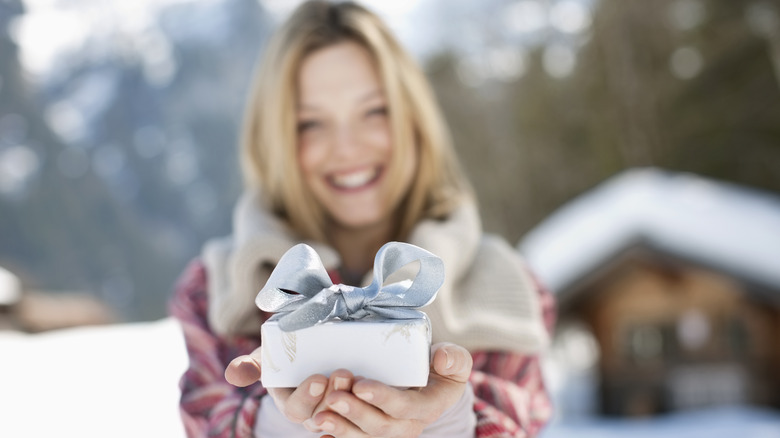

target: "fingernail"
[334,377,350,391]
[330,400,349,415]
[309,381,325,397]
[238,358,260,373]
[355,391,373,401]
[444,349,454,369]
[321,421,335,432]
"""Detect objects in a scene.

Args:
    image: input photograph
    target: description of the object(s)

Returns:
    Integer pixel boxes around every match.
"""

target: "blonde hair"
[240,0,472,241]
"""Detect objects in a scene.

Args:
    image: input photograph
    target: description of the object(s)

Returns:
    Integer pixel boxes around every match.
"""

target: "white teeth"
[331,168,377,189]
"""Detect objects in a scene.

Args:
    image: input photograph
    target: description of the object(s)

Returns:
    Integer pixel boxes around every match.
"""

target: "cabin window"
[726,317,749,356]
[676,309,710,352]
[625,325,664,363]
[667,364,748,410]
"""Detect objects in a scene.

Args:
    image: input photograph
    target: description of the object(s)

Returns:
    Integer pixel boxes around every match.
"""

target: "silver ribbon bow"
[255,242,444,332]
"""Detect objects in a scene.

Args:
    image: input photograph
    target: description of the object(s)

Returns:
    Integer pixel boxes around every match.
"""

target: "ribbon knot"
[255,242,445,332]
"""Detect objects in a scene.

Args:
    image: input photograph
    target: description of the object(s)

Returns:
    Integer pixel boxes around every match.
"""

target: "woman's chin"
[328,212,392,233]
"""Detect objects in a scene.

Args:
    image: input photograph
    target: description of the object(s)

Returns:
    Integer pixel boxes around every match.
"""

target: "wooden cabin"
[0,266,117,332]
[520,168,780,417]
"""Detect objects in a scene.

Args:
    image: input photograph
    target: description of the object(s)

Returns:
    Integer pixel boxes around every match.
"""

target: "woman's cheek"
[298,138,325,171]
[363,125,392,151]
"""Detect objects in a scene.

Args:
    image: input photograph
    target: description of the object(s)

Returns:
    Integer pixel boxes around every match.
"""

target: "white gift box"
[260,315,431,388]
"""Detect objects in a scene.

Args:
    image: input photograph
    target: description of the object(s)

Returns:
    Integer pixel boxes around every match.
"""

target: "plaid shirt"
[170,260,555,437]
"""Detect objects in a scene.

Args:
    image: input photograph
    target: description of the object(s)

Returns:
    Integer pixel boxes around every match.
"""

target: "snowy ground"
[2,319,779,437]
[0,318,187,438]
[542,407,780,438]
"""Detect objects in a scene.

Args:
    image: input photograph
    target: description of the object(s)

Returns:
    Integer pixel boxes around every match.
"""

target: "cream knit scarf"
[202,190,549,353]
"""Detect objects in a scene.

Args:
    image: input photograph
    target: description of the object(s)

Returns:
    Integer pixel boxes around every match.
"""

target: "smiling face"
[296,41,415,234]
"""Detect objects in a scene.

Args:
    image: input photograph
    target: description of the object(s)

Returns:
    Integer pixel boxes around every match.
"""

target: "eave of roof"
[518,168,780,295]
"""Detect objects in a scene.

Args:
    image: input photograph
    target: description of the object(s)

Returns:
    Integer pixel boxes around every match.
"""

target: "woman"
[170,1,555,437]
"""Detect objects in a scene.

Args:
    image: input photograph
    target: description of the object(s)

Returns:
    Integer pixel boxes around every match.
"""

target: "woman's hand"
[306,342,473,438]
[225,342,473,436]
[225,347,343,424]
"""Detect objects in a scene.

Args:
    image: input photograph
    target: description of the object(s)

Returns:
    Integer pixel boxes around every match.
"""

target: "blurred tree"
[663,0,780,187]
[0,3,178,320]
[427,0,780,245]
[0,0,270,321]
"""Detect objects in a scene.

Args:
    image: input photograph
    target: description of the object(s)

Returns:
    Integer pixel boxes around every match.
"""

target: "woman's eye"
[365,106,388,118]
[297,120,321,133]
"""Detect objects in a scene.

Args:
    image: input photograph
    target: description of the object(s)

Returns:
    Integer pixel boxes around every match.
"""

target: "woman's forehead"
[297,42,384,106]
[297,89,384,112]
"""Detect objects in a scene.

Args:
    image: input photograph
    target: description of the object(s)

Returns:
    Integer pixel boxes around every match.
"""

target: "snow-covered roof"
[0,267,21,306]
[518,168,780,296]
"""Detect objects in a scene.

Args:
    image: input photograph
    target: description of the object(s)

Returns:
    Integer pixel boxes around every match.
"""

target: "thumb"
[225,347,263,387]
[431,342,472,384]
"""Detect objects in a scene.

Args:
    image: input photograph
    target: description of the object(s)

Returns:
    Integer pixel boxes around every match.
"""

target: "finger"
[224,347,263,387]
[312,369,354,416]
[431,342,473,383]
[351,379,440,424]
[329,369,355,392]
[350,343,473,424]
[311,397,381,438]
[319,391,423,438]
[270,374,330,423]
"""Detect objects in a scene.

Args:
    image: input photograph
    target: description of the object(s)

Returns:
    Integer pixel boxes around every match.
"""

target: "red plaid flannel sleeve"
[470,268,556,438]
[170,260,265,438]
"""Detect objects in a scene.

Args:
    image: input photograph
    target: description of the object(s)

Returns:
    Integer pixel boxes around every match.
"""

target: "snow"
[1,317,779,437]
[542,406,780,438]
[519,168,780,294]
[0,318,187,438]
[0,267,22,305]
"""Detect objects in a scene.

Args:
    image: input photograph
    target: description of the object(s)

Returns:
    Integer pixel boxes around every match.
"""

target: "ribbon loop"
[255,242,444,331]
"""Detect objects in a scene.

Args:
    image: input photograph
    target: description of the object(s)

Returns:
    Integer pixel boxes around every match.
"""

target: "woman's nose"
[332,124,360,157]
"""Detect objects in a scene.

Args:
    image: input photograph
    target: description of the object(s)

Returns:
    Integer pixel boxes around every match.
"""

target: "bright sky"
[12,0,425,77]
[12,0,598,82]
[14,0,190,76]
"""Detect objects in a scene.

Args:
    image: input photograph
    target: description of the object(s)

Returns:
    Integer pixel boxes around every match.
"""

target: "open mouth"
[327,166,382,191]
